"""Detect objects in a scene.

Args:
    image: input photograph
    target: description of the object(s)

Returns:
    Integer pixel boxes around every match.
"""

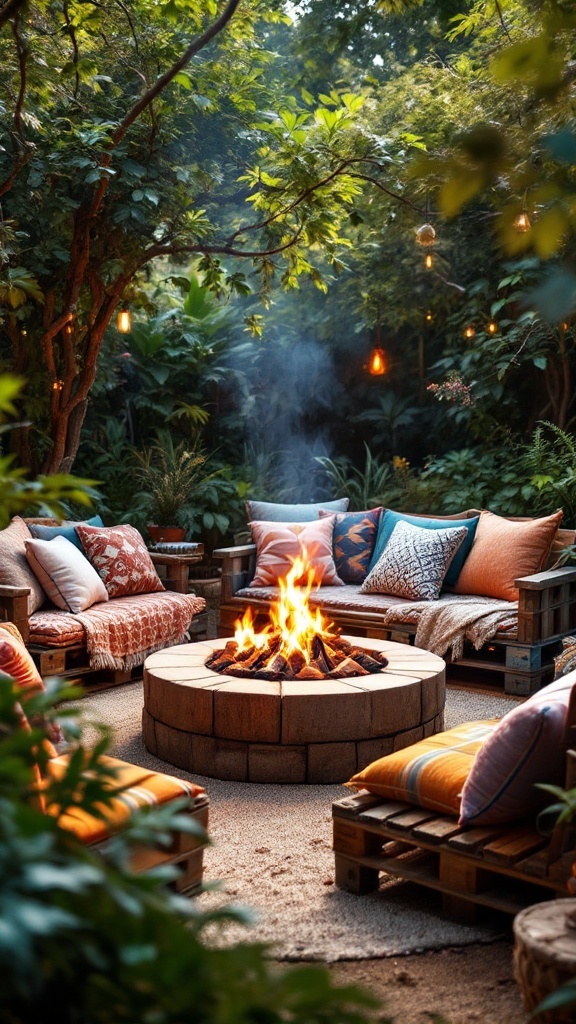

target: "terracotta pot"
[147,525,186,543]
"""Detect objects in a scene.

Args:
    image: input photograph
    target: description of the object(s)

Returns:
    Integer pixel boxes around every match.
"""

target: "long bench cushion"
[235,584,518,638]
[47,754,207,845]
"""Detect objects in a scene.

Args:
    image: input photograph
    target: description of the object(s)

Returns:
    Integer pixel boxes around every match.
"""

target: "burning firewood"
[328,657,370,678]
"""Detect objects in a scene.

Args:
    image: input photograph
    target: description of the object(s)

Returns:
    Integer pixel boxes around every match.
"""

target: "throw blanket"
[74,591,206,671]
[381,594,518,660]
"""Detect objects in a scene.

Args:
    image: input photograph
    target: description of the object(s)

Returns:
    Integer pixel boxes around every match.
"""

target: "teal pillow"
[246,498,349,523]
[367,510,479,587]
[29,515,104,551]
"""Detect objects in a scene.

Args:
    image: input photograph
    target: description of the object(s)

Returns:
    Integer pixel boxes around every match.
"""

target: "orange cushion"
[47,754,206,845]
[0,628,44,693]
[345,720,498,816]
[453,509,563,601]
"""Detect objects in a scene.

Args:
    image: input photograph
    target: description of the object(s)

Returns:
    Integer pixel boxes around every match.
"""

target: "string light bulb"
[487,320,498,335]
[367,347,387,376]
[464,324,475,339]
[117,309,132,334]
[513,211,531,233]
[425,310,433,323]
[425,253,433,269]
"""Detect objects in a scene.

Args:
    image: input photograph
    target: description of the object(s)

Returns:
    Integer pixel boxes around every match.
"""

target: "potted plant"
[134,431,215,543]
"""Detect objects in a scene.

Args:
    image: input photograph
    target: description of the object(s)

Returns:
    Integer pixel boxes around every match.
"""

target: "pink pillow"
[249,516,343,587]
[76,524,164,598]
[459,674,575,826]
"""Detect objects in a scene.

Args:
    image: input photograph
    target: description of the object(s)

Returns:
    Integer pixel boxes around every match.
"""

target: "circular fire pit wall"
[142,637,446,784]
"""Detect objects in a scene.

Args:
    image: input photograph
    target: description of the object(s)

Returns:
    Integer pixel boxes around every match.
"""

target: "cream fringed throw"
[380,594,518,660]
[74,591,206,671]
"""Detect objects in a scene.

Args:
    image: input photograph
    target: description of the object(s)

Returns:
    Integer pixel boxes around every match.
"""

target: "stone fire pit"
[142,636,446,784]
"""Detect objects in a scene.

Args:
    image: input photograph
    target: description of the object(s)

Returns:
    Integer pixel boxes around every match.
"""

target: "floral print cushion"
[76,524,164,598]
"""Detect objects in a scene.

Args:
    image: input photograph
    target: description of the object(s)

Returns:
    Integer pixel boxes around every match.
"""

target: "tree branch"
[0,0,27,31]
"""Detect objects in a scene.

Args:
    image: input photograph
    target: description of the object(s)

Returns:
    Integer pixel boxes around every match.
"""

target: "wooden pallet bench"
[332,791,575,923]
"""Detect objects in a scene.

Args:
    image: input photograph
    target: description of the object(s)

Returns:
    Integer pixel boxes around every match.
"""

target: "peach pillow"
[453,509,563,601]
[250,515,343,587]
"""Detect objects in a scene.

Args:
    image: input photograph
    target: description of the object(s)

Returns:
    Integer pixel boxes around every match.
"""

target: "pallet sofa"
[1,621,209,893]
[0,517,207,691]
[332,668,576,921]
[215,501,576,695]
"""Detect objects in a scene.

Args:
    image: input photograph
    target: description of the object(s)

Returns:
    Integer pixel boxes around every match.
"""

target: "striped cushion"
[47,755,206,845]
[0,627,44,693]
[346,720,498,815]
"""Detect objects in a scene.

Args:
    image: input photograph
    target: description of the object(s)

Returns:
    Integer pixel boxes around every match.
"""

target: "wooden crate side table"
[149,546,204,594]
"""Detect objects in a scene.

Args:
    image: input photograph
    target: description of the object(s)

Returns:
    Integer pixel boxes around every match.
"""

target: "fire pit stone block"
[214,681,281,744]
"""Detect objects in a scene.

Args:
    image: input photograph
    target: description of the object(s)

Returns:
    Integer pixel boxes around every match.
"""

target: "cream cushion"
[25,535,109,613]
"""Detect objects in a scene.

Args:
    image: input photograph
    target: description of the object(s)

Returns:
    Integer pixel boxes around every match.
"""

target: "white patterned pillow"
[360,520,468,601]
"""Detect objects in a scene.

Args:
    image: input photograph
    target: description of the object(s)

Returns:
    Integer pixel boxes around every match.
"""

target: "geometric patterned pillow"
[249,516,343,587]
[319,507,382,583]
[346,719,498,815]
[76,524,164,598]
[360,519,468,601]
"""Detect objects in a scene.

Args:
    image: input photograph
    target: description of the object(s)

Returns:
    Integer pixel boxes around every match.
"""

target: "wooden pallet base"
[332,792,574,923]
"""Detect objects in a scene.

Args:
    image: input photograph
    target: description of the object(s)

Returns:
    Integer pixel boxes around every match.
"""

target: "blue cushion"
[246,498,349,523]
[29,515,104,551]
[367,510,479,586]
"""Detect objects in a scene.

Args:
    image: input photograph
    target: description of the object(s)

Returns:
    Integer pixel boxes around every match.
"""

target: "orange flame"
[234,552,336,663]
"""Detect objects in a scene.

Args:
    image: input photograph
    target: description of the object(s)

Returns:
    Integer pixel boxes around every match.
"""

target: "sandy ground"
[325,938,529,1023]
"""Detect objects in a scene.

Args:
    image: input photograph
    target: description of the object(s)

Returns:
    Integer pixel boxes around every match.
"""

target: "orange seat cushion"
[47,754,206,845]
[345,720,498,816]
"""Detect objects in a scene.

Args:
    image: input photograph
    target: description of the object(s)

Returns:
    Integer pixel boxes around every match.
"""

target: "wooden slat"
[412,817,464,843]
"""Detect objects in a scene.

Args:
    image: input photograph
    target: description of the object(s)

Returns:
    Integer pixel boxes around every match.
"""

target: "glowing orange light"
[487,320,498,335]
[513,211,531,233]
[368,347,387,376]
[51,379,64,392]
[425,311,433,322]
[117,309,132,334]
[464,325,475,339]
[234,554,334,663]
[425,253,433,269]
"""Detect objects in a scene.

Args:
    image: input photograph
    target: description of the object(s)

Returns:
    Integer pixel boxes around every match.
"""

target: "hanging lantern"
[368,347,387,376]
[425,253,433,269]
[463,324,475,339]
[487,320,498,335]
[415,223,436,247]
[513,211,531,233]
[117,309,132,334]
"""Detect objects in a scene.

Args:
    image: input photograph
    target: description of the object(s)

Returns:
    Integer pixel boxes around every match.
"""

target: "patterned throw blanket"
[31,592,206,671]
[380,593,518,660]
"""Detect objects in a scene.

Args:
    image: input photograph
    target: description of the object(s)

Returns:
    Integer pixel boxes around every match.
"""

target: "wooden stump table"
[514,899,576,1023]
[142,636,446,784]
